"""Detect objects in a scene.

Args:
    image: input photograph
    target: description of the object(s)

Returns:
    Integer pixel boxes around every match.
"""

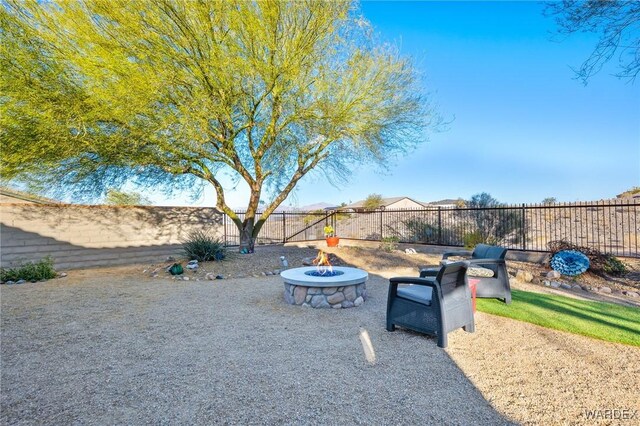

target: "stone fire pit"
[281,266,368,309]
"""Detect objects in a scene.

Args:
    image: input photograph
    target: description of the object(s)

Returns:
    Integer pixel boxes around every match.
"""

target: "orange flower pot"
[326,237,340,247]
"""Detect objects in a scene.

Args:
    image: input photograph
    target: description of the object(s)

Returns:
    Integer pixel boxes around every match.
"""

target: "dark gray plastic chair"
[419,244,511,304]
[386,261,475,348]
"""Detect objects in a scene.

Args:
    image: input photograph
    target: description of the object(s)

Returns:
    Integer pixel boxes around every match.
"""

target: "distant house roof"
[428,199,462,207]
[343,196,426,211]
[0,187,61,205]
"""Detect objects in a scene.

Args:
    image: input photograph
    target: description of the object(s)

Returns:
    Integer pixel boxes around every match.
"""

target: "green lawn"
[476,289,640,347]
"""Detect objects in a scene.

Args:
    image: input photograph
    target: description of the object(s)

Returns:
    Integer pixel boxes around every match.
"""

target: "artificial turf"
[476,289,640,347]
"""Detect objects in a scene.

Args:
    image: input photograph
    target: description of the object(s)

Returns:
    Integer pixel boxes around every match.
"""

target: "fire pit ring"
[281,266,368,309]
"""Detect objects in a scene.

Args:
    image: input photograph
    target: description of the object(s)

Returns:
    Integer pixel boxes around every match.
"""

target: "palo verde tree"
[545,0,640,84]
[105,189,152,206]
[0,0,433,252]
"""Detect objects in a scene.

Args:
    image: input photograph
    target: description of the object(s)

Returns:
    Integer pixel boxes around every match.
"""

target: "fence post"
[437,207,442,245]
[380,210,383,241]
[521,203,526,251]
[282,212,286,243]
[223,213,227,246]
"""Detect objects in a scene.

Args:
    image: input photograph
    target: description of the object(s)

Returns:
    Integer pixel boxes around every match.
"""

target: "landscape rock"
[215,275,224,279]
[182,276,190,281]
[598,287,612,294]
[560,283,572,290]
[5,281,14,285]
[354,296,364,307]
[624,291,639,298]
[58,272,68,278]
[205,273,215,280]
[16,279,26,284]
[546,270,561,279]
[343,286,357,300]
[549,281,561,288]
[310,295,329,308]
[327,292,345,304]
[294,286,307,304]
[516,270,534,283]
[572,285,583,291]
[265,271,273,276]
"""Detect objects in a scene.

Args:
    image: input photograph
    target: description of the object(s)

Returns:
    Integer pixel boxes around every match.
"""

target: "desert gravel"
[1,269,512,424]
[2,244,639,425]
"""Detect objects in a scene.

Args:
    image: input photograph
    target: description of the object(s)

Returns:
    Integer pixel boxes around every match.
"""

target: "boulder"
[546,270,561,279]
[515,270,534,283]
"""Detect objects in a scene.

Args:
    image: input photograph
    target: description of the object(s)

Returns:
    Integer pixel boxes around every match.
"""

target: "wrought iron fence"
[223,200,640,257]
[223,210,333,246]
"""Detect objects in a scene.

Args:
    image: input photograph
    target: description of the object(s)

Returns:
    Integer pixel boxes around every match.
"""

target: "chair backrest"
[472,244,507,260]
[435,261,469,304]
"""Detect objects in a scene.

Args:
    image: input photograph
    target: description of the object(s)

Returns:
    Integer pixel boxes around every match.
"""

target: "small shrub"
[402,218,437,243]
[463,231,485,249]
[182,230,226,262]
[603,255,628,276]
[379,236,399,252]
[0,256,57,282]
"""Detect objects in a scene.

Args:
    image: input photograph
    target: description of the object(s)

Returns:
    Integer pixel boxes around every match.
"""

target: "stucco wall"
[0,204,224,270]
[386,199,424,210]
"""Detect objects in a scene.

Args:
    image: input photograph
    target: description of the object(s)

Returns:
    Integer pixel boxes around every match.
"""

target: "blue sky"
[152,0,639,208]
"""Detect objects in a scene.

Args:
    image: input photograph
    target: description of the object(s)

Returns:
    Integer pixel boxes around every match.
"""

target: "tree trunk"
[239,218,256,253]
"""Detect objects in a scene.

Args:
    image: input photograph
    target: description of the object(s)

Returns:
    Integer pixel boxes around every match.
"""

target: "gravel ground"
[1,268,512,425]
[2,244,639,425]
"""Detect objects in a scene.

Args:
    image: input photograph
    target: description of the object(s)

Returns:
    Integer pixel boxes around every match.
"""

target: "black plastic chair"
[386,261,475,348]
[419,244,511,304]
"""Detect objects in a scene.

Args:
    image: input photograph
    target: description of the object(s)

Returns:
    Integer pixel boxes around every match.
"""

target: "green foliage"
[379,236,399,252]
[181,231,226,262]
[1,256,57,282]
[402,218,438,243]
[323,225,335,237]
[0,0,435,252]
[463,231,485,249]
[477,289,640,347]
[363,194,384,210]
[302,210,325,226]
[617,186,640,199]
[465,192,522,245]
[105,189,152,206]
[603,255,628,276]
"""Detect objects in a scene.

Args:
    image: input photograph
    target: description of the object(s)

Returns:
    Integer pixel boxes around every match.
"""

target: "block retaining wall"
[0,204,224,270]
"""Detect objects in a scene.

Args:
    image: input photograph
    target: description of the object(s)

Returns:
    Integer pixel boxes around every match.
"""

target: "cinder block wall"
[0,204,223,270]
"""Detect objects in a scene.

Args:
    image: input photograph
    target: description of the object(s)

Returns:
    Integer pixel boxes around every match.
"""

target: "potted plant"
[324,225,339,247]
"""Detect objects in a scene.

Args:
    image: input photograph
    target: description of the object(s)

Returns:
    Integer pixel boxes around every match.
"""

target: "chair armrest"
[388,276,441,302]
[467,258,506,265]
[419,267,438,278]
[442,250,473,260]
[389,276,437,287]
